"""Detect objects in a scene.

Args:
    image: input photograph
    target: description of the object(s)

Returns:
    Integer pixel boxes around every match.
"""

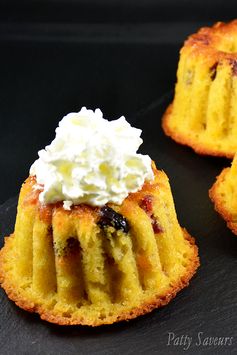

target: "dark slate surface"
[0,93,237,355]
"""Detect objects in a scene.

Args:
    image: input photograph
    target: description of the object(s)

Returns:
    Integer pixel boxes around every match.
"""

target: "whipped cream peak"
[30,107,154,208]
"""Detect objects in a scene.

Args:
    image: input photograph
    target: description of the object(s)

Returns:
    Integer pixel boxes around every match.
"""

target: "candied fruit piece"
[140,195,163,234]
[54,237,80,257]
[98,206,129,233]
[210,62,218,81]
[151,216,163,234]
[139,195,153,214]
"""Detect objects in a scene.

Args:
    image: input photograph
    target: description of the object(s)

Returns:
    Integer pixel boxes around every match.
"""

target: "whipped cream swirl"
[30,107,154,209]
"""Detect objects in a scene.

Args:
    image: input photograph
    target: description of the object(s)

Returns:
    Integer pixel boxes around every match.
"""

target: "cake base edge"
[162,104,235,159]
[0,229,199,326]
[209,168,237,235]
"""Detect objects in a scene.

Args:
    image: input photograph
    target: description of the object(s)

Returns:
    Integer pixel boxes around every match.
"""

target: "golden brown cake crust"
[0,229,199,326]
[184,20,237,61]
[209,168,237,234]
[0,166,200,326]
[162,20,237,159]
[162,104,235,159]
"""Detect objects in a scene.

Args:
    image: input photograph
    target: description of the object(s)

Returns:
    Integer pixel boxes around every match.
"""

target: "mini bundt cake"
[0,108,199,326]
[0,166,199,326]
[163,20,237,158]
[209,154,237,235]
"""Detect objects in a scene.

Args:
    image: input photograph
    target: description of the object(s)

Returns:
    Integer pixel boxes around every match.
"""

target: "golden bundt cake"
[0,165,199,326]
[209,154,237,234]
[163,20,237,158]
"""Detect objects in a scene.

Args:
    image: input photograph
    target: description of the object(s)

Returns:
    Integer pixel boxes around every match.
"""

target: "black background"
[1,2,237,354]
[0,0,236,203]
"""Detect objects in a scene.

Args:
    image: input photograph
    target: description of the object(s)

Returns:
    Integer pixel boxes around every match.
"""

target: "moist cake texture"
[210,154,237,235]
[163,20,237,158]
[0,165,199,326]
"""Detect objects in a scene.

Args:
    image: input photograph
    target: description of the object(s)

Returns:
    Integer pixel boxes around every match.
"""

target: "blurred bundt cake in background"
[163,20,237,158]
[210,153,237,235]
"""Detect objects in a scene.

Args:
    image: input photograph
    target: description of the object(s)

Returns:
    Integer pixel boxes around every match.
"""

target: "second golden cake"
[163,20,237,158]
[0,108,199,326]
[210,154,237,235]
